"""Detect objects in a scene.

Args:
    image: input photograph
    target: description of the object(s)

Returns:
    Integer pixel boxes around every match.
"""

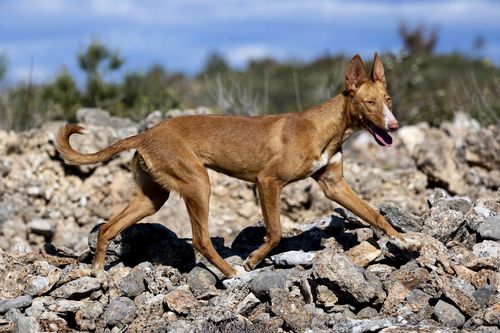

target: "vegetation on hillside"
[0,26,498,131]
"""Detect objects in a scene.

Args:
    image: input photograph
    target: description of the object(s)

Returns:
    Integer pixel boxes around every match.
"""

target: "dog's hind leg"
[91,155,169,277]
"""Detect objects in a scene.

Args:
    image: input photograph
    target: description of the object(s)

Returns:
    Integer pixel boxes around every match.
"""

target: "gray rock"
[51,277,101,299]
[313,251,386,304]
[270,250,316,267]
[0,296,32,314]
[270,288,313,332]
[473,240,500,261]
[413,129,468,195]
[331,318,393,333]
[478,216,500,241]
[27,219,55,238]
[76,108,137,129]
[76,301,104,331]
[104,296,136,327]
[473,285,494,307]
[118,267,146,297]
[186,266,217,298]
[422,206,464,242]
[357,307,379,319]
[433,300,465,328]
[5,308,39,333]
[379,202,423,232]
[236,292,260,315]
[250,271,287,299]
[134,292,165,319]
[50,299,84,313]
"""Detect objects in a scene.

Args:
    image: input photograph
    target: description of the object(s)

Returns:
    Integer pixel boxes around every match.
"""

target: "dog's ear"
[345,55,366,96]
[370,52,386,87]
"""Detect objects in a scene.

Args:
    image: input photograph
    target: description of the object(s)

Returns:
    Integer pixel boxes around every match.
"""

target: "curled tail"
[56,124,143,165]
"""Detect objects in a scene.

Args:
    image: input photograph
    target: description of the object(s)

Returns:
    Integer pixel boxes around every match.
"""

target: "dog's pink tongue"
[369,124,393,147]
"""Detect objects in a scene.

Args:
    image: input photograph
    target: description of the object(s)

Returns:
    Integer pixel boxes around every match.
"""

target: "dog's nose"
[388,121,399,131]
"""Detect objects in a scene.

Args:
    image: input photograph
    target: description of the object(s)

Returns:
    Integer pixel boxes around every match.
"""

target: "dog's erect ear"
[345,55,366,96]
[370,52,386,87]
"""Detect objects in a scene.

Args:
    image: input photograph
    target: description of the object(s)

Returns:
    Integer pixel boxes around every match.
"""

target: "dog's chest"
[309,151,342,175]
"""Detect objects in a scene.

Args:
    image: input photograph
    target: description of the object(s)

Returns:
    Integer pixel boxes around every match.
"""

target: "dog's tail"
[56,124,143,165]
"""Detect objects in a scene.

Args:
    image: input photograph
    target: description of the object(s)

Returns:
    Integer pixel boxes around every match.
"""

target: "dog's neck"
[300,92,359,151]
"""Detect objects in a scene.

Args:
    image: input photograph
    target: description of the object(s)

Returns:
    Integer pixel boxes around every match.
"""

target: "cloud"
[226,44,273,66]
[0,0,499,83]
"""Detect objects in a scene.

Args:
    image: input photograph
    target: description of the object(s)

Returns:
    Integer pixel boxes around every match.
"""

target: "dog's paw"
[243,259,256,272]
[390,235,422,252]
[91,267,109,289]
[222,265,254,289]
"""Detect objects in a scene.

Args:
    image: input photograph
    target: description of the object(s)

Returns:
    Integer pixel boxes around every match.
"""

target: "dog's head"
[344,53,398,147]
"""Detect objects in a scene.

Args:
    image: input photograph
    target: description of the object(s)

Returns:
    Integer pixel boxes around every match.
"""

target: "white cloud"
[226,44,273,65]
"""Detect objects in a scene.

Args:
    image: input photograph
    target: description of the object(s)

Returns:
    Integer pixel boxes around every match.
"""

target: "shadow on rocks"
[88,223,196,273]
[231,216,357,259]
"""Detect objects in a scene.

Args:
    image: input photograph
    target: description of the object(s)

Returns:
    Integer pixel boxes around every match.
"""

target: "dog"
[56,53,420,278]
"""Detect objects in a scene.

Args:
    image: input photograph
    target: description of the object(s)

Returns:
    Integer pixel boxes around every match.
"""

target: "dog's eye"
[367,100,376,105]
[386,97,392,102]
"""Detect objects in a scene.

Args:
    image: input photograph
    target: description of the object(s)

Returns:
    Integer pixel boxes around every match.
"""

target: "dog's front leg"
[244,176,283,271]
[314,156,420,251]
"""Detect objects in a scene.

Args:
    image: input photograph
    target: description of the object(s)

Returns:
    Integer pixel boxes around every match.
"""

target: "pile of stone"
[0,108,499,332]
[0,188,498,332]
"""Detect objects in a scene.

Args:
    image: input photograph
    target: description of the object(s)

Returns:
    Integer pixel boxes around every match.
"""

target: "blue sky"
[1,0,499,84]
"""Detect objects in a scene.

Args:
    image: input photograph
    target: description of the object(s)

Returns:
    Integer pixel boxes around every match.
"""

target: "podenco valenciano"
[57,53,420,278]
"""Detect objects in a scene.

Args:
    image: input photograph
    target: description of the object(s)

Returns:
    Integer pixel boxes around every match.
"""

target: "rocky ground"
[0,108,499,332]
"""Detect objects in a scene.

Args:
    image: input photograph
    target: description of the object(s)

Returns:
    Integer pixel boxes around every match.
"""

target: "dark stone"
[379,202,423,232]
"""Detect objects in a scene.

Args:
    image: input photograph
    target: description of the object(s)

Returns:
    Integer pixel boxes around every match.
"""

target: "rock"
[118,267,146,297]
[478,216,500,241]
[270,289,313,332]
[422,205,464,242]
[357,307,378,319]
[473,285,494,307]
[27,219,55,238]
[50,277,101,299]
[25,267,62,296]
[484,303,500,326]
[186,266,217,298]
[75,301,104,331]
[331,318,394,333]
[315,284,338,309]
[164,288,198,315]
[134,292,165,318]
[464,125,500,171]
[269,250,316,267]
[4,308,39,333]
[437,277,480,317]
[345,241,381,267]
[88,223,196,273]
[473,241,500,261]
[250,271,287,299]
[76,108,137,128]
[236,293,260,315]
[103,296,136,327]
[398,125,426,155]
[433,300,465,328]
[379,202,423,232]
[0,296,32,314]
[413,128,468,195]
[313,251,386,304]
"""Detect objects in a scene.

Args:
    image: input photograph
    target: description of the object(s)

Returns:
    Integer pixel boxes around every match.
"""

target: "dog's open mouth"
[367,122,393,147]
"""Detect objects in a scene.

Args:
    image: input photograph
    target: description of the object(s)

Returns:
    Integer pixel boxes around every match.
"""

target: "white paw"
[390,235,422,252]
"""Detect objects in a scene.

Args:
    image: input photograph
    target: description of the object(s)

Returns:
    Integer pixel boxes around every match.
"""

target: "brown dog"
[57,53,420,278]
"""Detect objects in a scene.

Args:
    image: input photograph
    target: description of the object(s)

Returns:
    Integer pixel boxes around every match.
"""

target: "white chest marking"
[383,103,397,128]
[310,152,330,174]
[330,151,343,165]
